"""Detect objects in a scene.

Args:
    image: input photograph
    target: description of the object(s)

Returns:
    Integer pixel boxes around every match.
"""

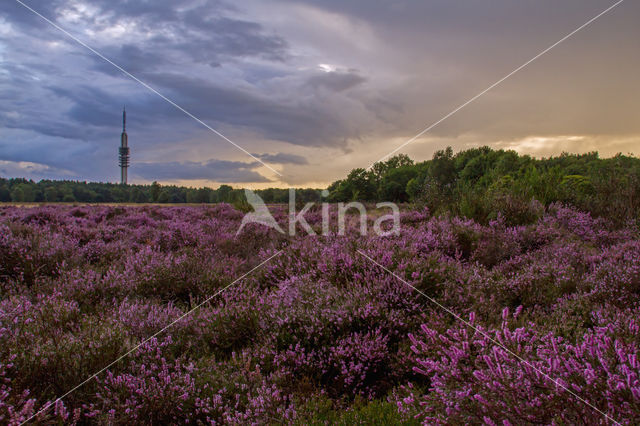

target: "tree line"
[327,147,640,225]
[0,179,322,205]
[3,147,640,225]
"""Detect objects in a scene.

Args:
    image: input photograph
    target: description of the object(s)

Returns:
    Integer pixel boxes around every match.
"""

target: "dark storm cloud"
[178,16,288,64]
[49,85,124,127]
[2,84,127,141]
[80,1,288,69]
[141,72,359,147]
[91,44,170,75]
[252,152,308,165]
[134,159,271,183]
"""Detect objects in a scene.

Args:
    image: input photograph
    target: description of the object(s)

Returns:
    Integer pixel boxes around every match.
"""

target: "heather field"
[1,203,639,425]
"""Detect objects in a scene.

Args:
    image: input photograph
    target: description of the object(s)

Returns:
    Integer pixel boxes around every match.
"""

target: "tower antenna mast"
[119,107,130,184]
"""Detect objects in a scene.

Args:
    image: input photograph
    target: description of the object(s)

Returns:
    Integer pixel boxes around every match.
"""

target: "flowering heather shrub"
[92,337,204,424]
[406,306,640,424]
[327,328,390,397]
[0,203,639,423]
[0,356,38,425]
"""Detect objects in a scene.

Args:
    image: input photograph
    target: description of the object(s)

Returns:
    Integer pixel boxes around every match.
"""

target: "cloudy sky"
[0,0,638,188]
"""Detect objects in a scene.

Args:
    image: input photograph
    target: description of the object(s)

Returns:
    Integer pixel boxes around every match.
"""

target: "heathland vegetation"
[1,147,640,423]
[1,202,639,423]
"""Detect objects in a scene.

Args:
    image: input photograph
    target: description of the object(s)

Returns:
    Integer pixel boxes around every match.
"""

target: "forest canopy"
[327,147,640,225]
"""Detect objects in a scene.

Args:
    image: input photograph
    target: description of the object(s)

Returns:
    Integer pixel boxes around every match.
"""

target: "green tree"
[217,185,233,203]
[130,187,148,203]
[371,154,414,189]
[10,186,24,202]
[430,146,456,188]
[150,181,161,202]
[186,189,198,203]
[379,165,417,202]
[331,168,376,201]
[44,186,60,202]
[157,189,170,203]
[197,188,212,203]
[0,186,10,202]
[11,183,36,202]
